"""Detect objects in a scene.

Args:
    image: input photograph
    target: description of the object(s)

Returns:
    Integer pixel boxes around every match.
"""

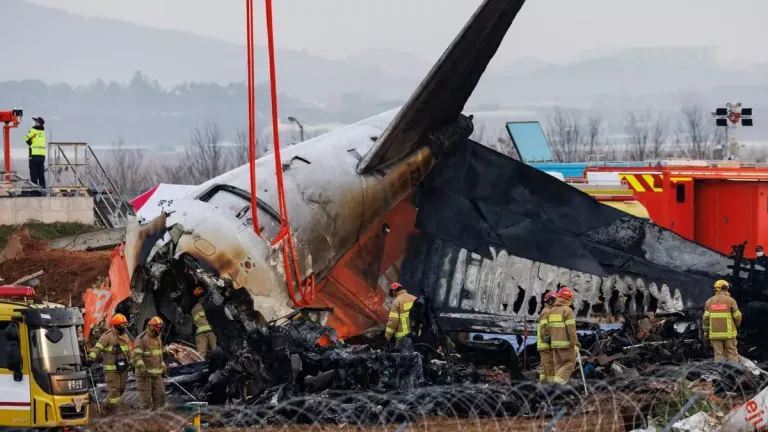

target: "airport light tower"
[712,102,753,160]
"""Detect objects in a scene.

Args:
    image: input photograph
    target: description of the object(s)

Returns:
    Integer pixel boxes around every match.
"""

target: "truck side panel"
[0,320,31,428]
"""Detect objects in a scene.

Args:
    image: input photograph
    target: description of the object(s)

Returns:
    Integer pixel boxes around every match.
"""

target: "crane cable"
[247,0,315,307]
[245,0,260,235]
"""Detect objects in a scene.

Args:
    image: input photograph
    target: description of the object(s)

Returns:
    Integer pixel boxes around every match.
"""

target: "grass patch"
[0,222,100,249]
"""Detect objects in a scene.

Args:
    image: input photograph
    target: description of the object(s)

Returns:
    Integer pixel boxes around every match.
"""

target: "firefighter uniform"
[89,328,131,407]
[191,300,217,356]
[549,294,579,384]
[132,328,167,410]
[537,293,557,383]
[703,281,742,363]
[385,285,417,352]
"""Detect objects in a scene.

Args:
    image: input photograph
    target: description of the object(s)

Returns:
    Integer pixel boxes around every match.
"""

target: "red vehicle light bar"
[0,285,36,298]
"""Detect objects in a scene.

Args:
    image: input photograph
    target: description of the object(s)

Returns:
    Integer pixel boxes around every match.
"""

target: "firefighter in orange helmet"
[537,291,558,383]
[191,287,217,356]
[385,282,417,352]
[88,313,132,410]
[131,316,167,410]
[548,287,580,385]
[703,280,742,362]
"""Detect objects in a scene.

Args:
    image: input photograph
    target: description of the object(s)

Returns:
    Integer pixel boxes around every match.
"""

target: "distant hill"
[2,0,428,102]
[5,0,768,107]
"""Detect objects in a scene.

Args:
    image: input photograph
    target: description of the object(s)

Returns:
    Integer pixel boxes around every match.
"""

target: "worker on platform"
[537,291,558,383]
[191,286,217,357]
[25,116,46,188]
[132,316,167,410]
[385,282,417,353]
[88,314,132,411]
[703,280,742,363]
[549,287,580,385]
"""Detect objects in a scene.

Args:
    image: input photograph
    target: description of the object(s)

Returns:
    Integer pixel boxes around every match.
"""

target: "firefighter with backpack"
[703,279,742,362]
[88,313,132,411]
[537,291,558,383]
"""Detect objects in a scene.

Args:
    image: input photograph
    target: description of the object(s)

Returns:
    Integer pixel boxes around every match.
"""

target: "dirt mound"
[0,229,110,306]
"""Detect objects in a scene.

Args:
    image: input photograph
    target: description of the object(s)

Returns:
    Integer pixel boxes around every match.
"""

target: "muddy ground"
[0,228,110,306]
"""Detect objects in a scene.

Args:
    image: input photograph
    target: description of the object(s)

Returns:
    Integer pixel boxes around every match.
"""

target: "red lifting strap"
[246,0,316,307]
[245,0,260,235]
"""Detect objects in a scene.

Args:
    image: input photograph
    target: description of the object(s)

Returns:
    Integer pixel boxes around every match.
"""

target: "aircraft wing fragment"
[413,139,732,311]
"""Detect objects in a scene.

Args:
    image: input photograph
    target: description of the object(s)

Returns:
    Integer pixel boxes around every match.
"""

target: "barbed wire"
[86,360,767,431]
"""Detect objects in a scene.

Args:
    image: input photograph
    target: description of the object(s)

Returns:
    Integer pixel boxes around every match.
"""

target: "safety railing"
[48,142,135,228]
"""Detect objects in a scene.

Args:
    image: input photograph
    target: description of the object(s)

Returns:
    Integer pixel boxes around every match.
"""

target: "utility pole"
[711,102,753,160]
[287,116,305,142]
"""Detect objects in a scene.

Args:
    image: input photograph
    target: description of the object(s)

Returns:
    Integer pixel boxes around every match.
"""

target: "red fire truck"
[585,159,768,258]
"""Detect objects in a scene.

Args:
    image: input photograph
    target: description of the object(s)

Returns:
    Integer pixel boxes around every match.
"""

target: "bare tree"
[107,137,149,199]
[491,128,519,159]
[650,114,669,159]
[470,123,487,145]
[185,120,229,183]
[678,104,716,159]
[582,115,605,159]
[232,127,267,167]
[625,110,651,161]
[545,107,582,162]
[150,159,194,185]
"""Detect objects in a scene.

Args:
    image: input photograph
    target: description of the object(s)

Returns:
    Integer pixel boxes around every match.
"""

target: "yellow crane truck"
[0,285,89,430]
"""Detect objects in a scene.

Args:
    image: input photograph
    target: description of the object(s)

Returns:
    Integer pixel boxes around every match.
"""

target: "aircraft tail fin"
[357,0,527,173]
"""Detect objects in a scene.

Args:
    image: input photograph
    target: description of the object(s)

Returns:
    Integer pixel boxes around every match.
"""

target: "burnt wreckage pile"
[112,261,768,428]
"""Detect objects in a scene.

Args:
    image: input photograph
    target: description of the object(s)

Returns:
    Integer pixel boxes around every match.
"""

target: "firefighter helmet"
[193,287,205,297]
[111,313,128,327]
[388,282,403,298]
[544,291,558,303]
[557,287,573,301]
[148,316,164,330]
[714,280,730,291]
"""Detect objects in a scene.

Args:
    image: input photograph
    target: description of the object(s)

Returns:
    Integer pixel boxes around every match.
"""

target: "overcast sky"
[27,0,768,65]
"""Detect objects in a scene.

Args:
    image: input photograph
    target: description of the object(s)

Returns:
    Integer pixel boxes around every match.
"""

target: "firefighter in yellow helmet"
[384,282,417,353]
[191,287,217,357]
[88,313,132,411]
[537,291,558,383]
[549,287,580,385]
[131,316,167,410]
[703,279,742,363]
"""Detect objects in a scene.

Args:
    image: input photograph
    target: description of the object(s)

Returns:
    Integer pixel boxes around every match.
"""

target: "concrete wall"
[0,197,94,225]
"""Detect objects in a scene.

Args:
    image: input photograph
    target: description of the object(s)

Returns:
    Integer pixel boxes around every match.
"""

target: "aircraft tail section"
[357,0,527,173]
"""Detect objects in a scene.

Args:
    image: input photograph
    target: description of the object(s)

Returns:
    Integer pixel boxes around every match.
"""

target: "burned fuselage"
[125,110,473,339]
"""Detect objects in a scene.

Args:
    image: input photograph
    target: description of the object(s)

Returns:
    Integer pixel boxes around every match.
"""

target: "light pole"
[287,116,305,142]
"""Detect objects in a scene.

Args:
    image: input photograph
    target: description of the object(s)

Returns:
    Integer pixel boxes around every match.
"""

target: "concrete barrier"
[0,197,94,225]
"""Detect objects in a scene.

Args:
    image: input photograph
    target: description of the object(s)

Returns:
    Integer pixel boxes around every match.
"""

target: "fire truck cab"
[0,285,89,430]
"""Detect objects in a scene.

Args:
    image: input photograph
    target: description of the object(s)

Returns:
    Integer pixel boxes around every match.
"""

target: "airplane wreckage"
[112,0,768,412]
